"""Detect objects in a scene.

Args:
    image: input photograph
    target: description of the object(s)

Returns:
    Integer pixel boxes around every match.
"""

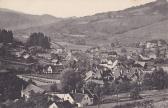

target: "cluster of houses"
[21,83,95,108]
[0,42,68,74]
[20,39,168,108]
[82,39,168,87]
[1,39,168,107]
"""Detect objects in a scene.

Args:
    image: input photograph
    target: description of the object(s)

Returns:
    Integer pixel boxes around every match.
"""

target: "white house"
[146,42,157,49]
[71,93,93,107]
[48,103,58,108]
[48,66,53,73]
[47,93,75,104]
[84,71,95,81]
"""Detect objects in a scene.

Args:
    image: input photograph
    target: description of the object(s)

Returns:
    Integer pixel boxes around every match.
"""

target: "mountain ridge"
[0,0,168,46]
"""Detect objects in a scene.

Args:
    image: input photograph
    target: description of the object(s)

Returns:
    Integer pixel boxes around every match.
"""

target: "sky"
[0,0,156,17]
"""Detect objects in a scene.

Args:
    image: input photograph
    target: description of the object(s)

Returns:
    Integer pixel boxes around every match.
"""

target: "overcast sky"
[0,0,156,17]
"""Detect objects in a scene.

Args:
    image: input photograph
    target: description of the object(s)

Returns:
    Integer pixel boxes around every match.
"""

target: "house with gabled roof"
[47,92,75,104]
[84,71,95,81]
[71,93,93,107]
[21,84,45,101]
[48,100,75,108]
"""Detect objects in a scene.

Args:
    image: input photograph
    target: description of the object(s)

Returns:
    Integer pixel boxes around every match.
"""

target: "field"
[84,89,168,108]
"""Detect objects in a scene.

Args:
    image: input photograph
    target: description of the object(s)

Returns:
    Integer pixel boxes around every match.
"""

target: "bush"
[130,87,141,100]
[142,68,168,90]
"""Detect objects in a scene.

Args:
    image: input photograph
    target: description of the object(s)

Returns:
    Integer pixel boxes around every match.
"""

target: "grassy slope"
[108,18,168,45]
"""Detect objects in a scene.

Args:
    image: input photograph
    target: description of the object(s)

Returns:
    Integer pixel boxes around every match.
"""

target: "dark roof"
[71,93,86,103]
[23,84,45,94]
[49,101,73,108]
[57,101,73,108]
[84,89,94,98]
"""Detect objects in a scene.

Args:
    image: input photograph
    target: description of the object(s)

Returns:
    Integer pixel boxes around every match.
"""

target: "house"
[21,84,45,100]
[134,61,147,68]
[112,66,121,79]
[51,59,59,65]
[43,66,53,74]
[10,49,26,58]
[146,41,157,49]
[88,47,100,53]
[51,59,63,66]
[48,101,74,108]
[37,53,52,60]
[48,102,58,108]
[47,93,75,104]
[84,71,95,81]
[148,53,157,59]
[99,60,118,69]
[93,71,102,79]
[139,54,151,61]
[161,65,168,72]
[71,93,93,107]
[23,54,30,59]
[108,51,118,58]
[86,79,104,87]
[43,65,64,74]
[51,48,64,54]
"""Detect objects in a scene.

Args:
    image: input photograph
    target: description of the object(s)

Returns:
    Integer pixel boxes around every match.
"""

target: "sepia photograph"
[0,0,168,108]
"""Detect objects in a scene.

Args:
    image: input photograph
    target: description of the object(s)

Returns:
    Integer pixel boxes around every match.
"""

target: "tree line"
[26,32,50,49]
[0,29,13,43]
[0,29,50,49]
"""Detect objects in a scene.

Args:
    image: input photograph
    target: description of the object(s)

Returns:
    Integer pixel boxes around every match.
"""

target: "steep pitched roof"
[84,71,95,81]
[23,84,45,94]
[48,100,73,108]
[134,61,146,67]
[71,93,86,103]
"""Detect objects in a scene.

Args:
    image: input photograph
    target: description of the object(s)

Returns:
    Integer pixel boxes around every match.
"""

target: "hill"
[1,0,168,46]
[0,8,62,30]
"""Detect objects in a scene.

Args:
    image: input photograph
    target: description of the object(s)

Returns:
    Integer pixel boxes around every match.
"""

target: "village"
[1,29,168,108]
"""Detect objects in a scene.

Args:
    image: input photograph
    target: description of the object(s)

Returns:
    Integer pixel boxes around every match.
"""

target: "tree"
[50,84,58,92]
[27,79,36,85]
[0,29,13,43]
[72,52,91,73]
[121,48,127,53]
[28,93,48,108]
[143,67,168,90]
[26,32,50,49]
[8,93,48,108]
[86,82,105,105]
[61,68,83,92]
[130,83,142,100]
[0,73,28,101]
[152,67,168,89]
